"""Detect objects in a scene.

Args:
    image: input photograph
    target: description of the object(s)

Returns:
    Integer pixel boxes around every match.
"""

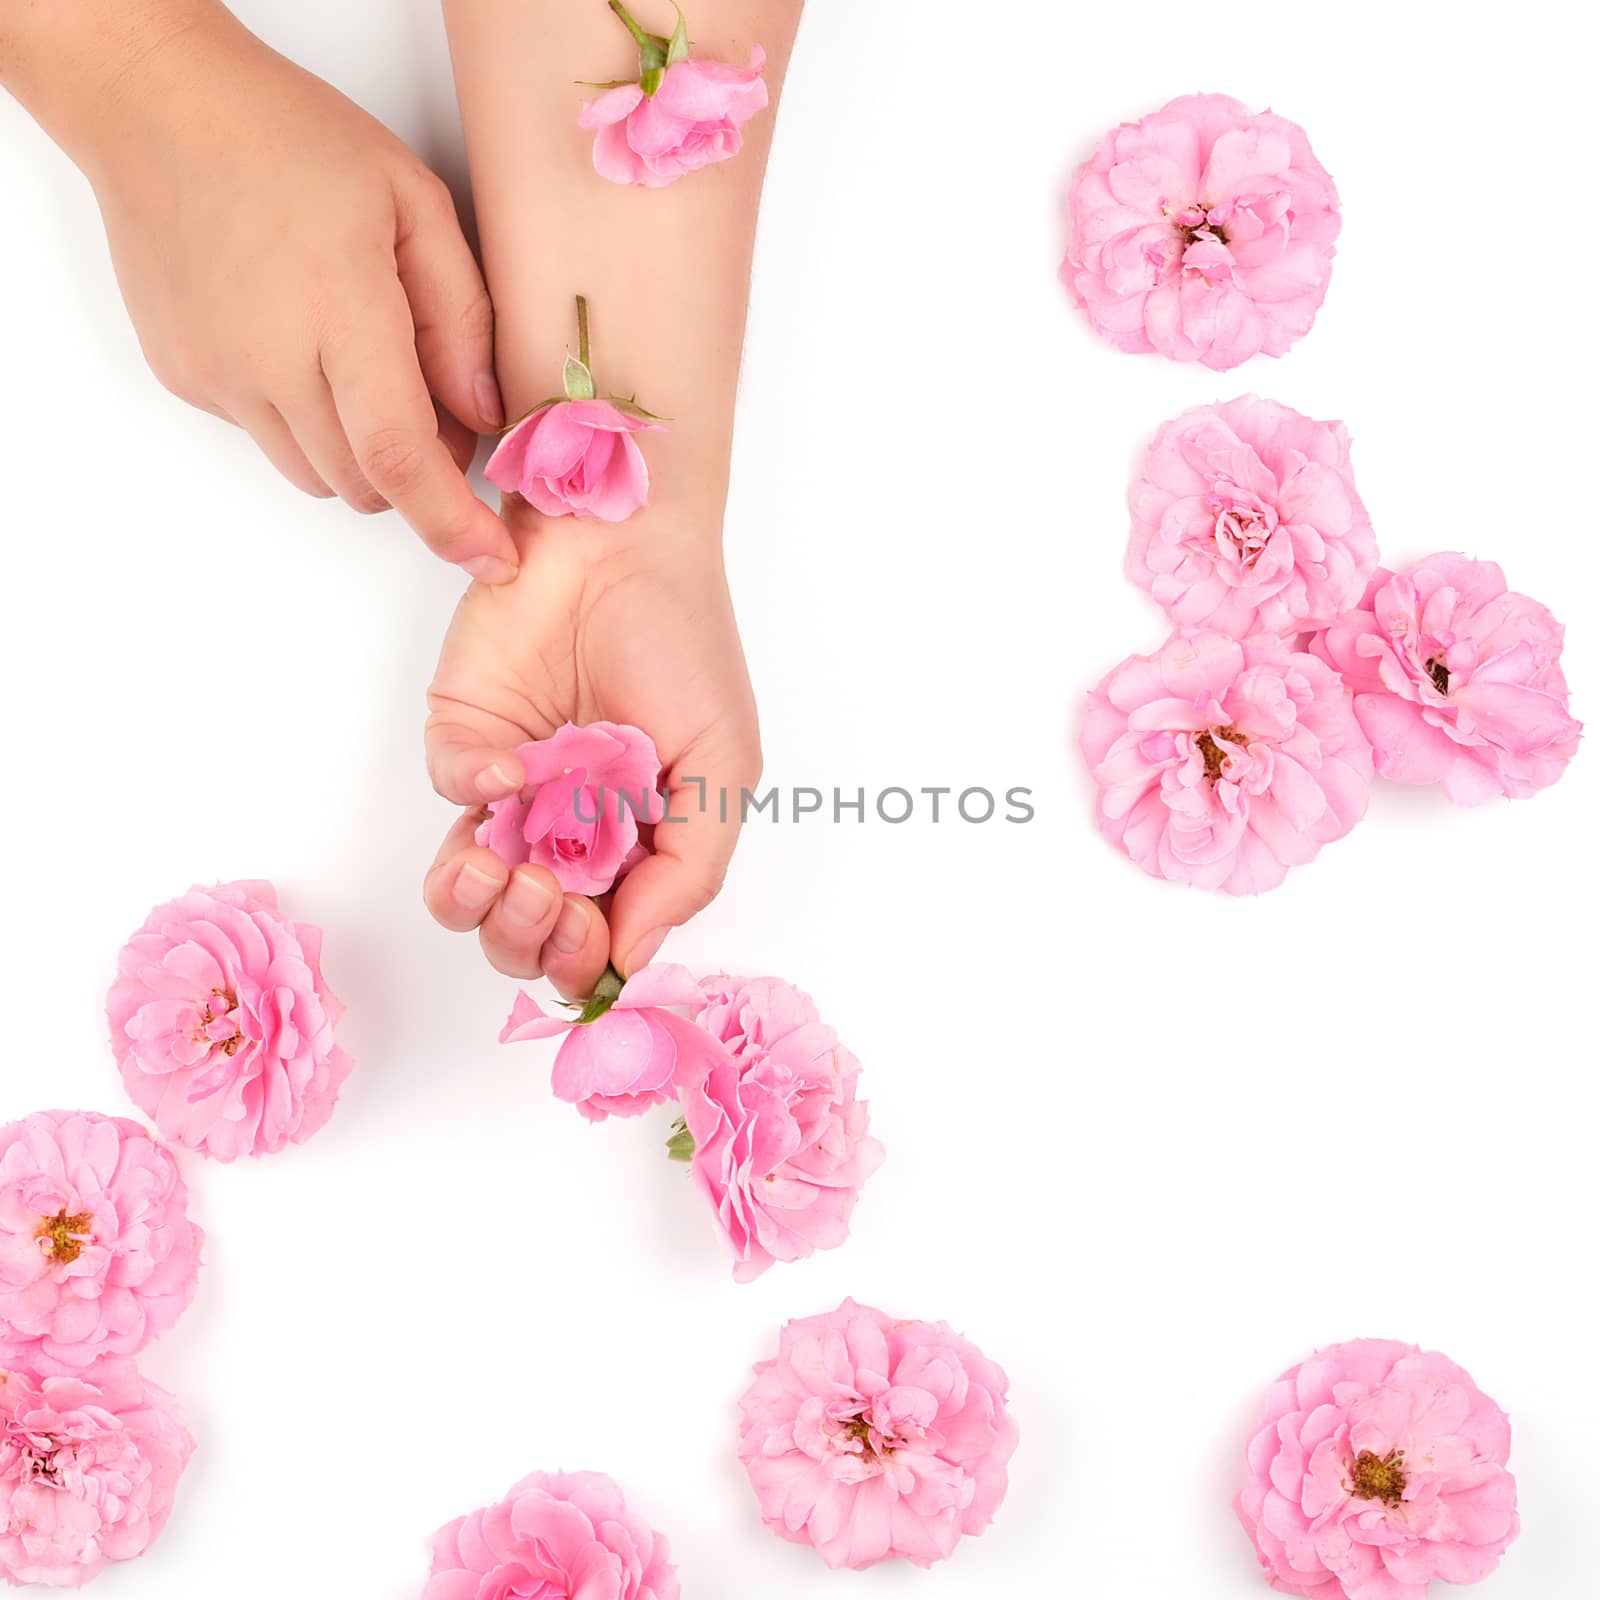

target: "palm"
[424,504,760,990]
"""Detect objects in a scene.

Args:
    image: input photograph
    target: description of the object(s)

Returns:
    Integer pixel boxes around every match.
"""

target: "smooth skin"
[0,0,520,581]
[435,0,802,993]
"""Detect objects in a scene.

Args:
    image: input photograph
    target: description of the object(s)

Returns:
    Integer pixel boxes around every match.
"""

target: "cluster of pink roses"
[1081,397,1581,893]
[0,1111,200,1587]
[502,964,884,1282]
[0,882,353,1585]
[422,1297,1019,1589]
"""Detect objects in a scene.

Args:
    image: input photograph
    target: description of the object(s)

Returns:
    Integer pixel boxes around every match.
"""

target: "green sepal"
[607,395,669,424]
[665,1116,695,1162]
[576,78,636,90]
[562,354,598,402]
[498,397,563,433]
[665,6,689,66]
[577,964,626,1025]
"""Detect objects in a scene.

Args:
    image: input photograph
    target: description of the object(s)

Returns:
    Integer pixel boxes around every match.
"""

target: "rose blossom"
[501,964,728,1124]
[1080,630,1373,893]
[485,398,664,523]
[0,1361,194,1589]
[0,1111,202,1376]
[425,1470,678,1600]
[1311,554,1581,804]
[1062,93,1341,370]
[107,880,353,1162]
[475,722,666,896]
[737,1298,1018,1570]
[674,975,883,1282]
[1128,397,1377,639]
[1237,1339,1519,1599]
[580,47,768,190]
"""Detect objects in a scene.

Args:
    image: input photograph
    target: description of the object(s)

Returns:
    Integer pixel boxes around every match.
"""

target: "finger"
[320,274,519,583]
[438,403,479,476]
[477,864,564,980]
[236,401,334,499]
[425,714,527,807]
[531,893,610,1001]
[609,748,759,977]
[423,813,509,933]
[280,383,387,513]
[395,173,504,432]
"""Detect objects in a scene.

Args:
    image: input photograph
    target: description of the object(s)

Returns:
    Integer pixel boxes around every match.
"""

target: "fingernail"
[477,762,522,800]
[454,862,502,913]
[464,555,518,585]
[624,925,670,976]
[549,896,591,955]
[474,371,504,429]
[501,869,555,930]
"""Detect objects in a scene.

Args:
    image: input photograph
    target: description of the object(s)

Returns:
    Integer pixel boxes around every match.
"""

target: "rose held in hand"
[476,721,666,896]
[581,2,768,188]
[485,296,665,522]
[0,1111,202,1376]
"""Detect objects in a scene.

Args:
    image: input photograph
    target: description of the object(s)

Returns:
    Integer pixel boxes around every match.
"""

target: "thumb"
[608,747,760,977]
[395,171,504,434]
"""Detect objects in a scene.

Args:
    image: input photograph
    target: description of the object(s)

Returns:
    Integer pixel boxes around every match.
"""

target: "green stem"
[607,0,651,47]
[576,294,591,371]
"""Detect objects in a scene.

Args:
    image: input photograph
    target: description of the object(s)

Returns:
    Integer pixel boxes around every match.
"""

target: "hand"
[423,503,762,996]
[75,6,518,580]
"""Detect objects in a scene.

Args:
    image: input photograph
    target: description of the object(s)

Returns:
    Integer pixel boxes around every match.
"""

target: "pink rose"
[1081,630,1373,893]
[1237,1339,1519,1599]
[485,399,664,523]
[1311,554,1581,803]
[425,1469,678,1600]
[674,975,884,1282]
[0,1110,202,1376]
[1063,93,1341,370]
[501,965,727,1124]
[1128,398,1377,639]
[737,1298,1019,1570]
[580,48,768,189]
[475,722,667,896]
[0,1361,194,1589]
[107,881,353,1162]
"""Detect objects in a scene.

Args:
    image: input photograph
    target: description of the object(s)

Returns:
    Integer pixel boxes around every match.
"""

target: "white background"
[2,1,1596,1595]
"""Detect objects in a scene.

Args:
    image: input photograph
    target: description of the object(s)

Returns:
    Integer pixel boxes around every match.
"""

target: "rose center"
[1349,1449,1407,1506]
[196,987,244,1056]
[1174,204,1228,249]
[838,1413,892,1459]
[36,1209,94,1265]
[1425,656,1450,694]
[1215,506,1272,564]
[19,1438,65,1486]
[1195,728,1243,782]
[554,835,591,862]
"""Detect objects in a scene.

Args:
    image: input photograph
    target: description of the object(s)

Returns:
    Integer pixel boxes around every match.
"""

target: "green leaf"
[562,354,597,402]
[577,963,626,1026]
[665,1117,696,1163]
[665,6,689,65]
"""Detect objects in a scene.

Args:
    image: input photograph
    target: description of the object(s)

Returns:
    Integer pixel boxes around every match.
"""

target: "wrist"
[4,0,236,175]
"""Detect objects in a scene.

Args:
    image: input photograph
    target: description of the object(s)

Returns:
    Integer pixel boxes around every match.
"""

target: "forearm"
[443,0,803,525]
[0,0,235,170]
